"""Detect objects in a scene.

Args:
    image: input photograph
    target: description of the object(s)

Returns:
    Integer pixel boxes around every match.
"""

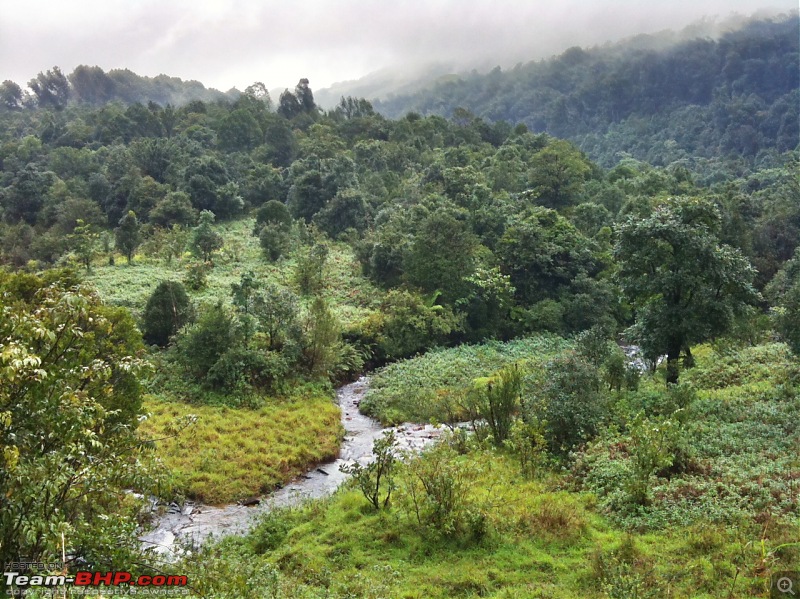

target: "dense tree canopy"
[616,197,759,383]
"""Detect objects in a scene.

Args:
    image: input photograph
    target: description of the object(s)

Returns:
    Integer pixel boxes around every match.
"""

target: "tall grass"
[139,393,343,504]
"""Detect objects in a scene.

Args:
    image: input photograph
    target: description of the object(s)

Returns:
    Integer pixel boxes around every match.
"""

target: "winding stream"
[140,376,450,555]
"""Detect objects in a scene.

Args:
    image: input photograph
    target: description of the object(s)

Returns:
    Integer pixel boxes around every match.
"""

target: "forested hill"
[1,66,236,109]
[373,15,800,167]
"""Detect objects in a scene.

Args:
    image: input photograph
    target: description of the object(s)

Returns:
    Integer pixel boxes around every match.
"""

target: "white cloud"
[0,0,795,92]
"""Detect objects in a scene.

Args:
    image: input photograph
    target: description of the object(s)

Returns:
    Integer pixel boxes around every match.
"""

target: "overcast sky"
[1,0,796,93]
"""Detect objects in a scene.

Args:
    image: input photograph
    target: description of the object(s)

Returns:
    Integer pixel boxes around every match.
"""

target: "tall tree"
[0,80,24,110]
[615,197,759,384]
[28,67,70,110]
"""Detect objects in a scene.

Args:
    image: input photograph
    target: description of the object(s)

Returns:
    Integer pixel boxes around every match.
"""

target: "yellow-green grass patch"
[140,393,343,504]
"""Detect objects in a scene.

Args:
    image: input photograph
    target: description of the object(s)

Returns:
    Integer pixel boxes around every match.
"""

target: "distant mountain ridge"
[360,13,799,166]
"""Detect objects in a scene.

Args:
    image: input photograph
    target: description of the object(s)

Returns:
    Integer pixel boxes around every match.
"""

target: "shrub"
[294,242,328,294]
[473,365,521,445]
[537,351,608,454]
[401,444,480,537]
[340,430,397,510]
[505,418,548,479]
[142,280,192,346]
[259,222,292,262]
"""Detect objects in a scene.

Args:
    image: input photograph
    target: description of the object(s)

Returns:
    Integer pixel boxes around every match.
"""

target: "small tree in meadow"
[191,210,223,262]
[115,210,141,265]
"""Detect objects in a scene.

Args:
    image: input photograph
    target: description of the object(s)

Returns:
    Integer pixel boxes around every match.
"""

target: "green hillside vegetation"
[1,13,799,597]
[179,338,800,598]
[375,15,799,168]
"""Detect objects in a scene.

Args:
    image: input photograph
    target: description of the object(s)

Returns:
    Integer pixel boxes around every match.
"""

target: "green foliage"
[183,259,212,290]
[142,279,192,346]
[536,351,607,454]
[114,209,141,264]
[67,219,100,270]
[625,412,685,505]
[294,241,329,294]
[401,443,484,538]
[0,272,158,569]
[340,430,397,510]
[191,209,224,262]
[259,222,292,262]
[616,197,759,384]
[362,335,570,425]
[768,248,800,355]
[366,288,463,361]
[174,302,239,381]
[254,199,292,233]
[474,365,521,445]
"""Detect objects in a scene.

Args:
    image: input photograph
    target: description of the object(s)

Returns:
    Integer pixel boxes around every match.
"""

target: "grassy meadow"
[85,218,381,504]
[178,336,800,598]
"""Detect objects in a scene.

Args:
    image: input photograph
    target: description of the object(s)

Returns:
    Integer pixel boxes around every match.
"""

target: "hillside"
[1,16,799,596]
[373,14,800,166]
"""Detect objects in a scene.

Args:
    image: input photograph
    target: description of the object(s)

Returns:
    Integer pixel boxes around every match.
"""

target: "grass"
[182,447,794,598]
[361,335,571,424]
[139,391,343,504]
[86,217,383,328]
[171,337,800,598]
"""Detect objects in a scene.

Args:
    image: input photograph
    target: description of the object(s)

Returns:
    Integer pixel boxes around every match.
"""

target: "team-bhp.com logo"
[4,568,188,596]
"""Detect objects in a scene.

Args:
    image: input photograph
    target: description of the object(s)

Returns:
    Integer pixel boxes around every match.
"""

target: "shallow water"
[140,376,452,555]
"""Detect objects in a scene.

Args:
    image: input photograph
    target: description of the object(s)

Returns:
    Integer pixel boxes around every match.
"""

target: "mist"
[1,0,796,98]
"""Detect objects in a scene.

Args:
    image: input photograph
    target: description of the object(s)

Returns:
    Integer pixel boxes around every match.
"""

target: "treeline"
[1,72,798,377]
[1,65,236,111]
[374,15,799,167]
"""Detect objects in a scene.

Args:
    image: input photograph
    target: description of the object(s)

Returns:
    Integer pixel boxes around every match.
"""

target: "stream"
[140,376,450,556]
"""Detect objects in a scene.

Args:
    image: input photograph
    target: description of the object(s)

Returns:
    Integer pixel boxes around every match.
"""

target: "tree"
[404,210,478,304]
[191,210,223,262]
[615,197,759,384]
[252,283,301,351]
[277,89,302,120]
[115,210,141,265]
[526,139,592,210]
[28,67,70,110]
[0,80,24,110]
[149,191,197,227]
[142,280,192,346]
[295,78,316,113]
[766,247,800,355]
[68,219,100,271]
[0,272,157,571]
[68,65,116,105]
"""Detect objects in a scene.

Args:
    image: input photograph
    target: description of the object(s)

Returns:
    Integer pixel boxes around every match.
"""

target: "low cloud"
[1,0,795,93]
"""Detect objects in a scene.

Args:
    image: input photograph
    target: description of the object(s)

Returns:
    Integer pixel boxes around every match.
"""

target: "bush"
[259,223,292,262]
[142,280,192,346]
[537,351,608,454]
[183,260,211,290]
[473,365,521,445]
[205,346,288,392]
[340,430,397,510]
[401,444,482,538]
[174,303,239,379]
[294,242,328,294]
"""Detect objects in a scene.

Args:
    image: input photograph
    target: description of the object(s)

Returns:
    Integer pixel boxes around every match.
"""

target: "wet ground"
[140,376,453,555]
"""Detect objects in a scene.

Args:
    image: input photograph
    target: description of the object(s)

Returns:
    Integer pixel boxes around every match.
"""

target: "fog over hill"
[2,0,796,98]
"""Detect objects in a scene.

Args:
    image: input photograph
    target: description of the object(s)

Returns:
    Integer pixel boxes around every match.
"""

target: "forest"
[0,12,799,599]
